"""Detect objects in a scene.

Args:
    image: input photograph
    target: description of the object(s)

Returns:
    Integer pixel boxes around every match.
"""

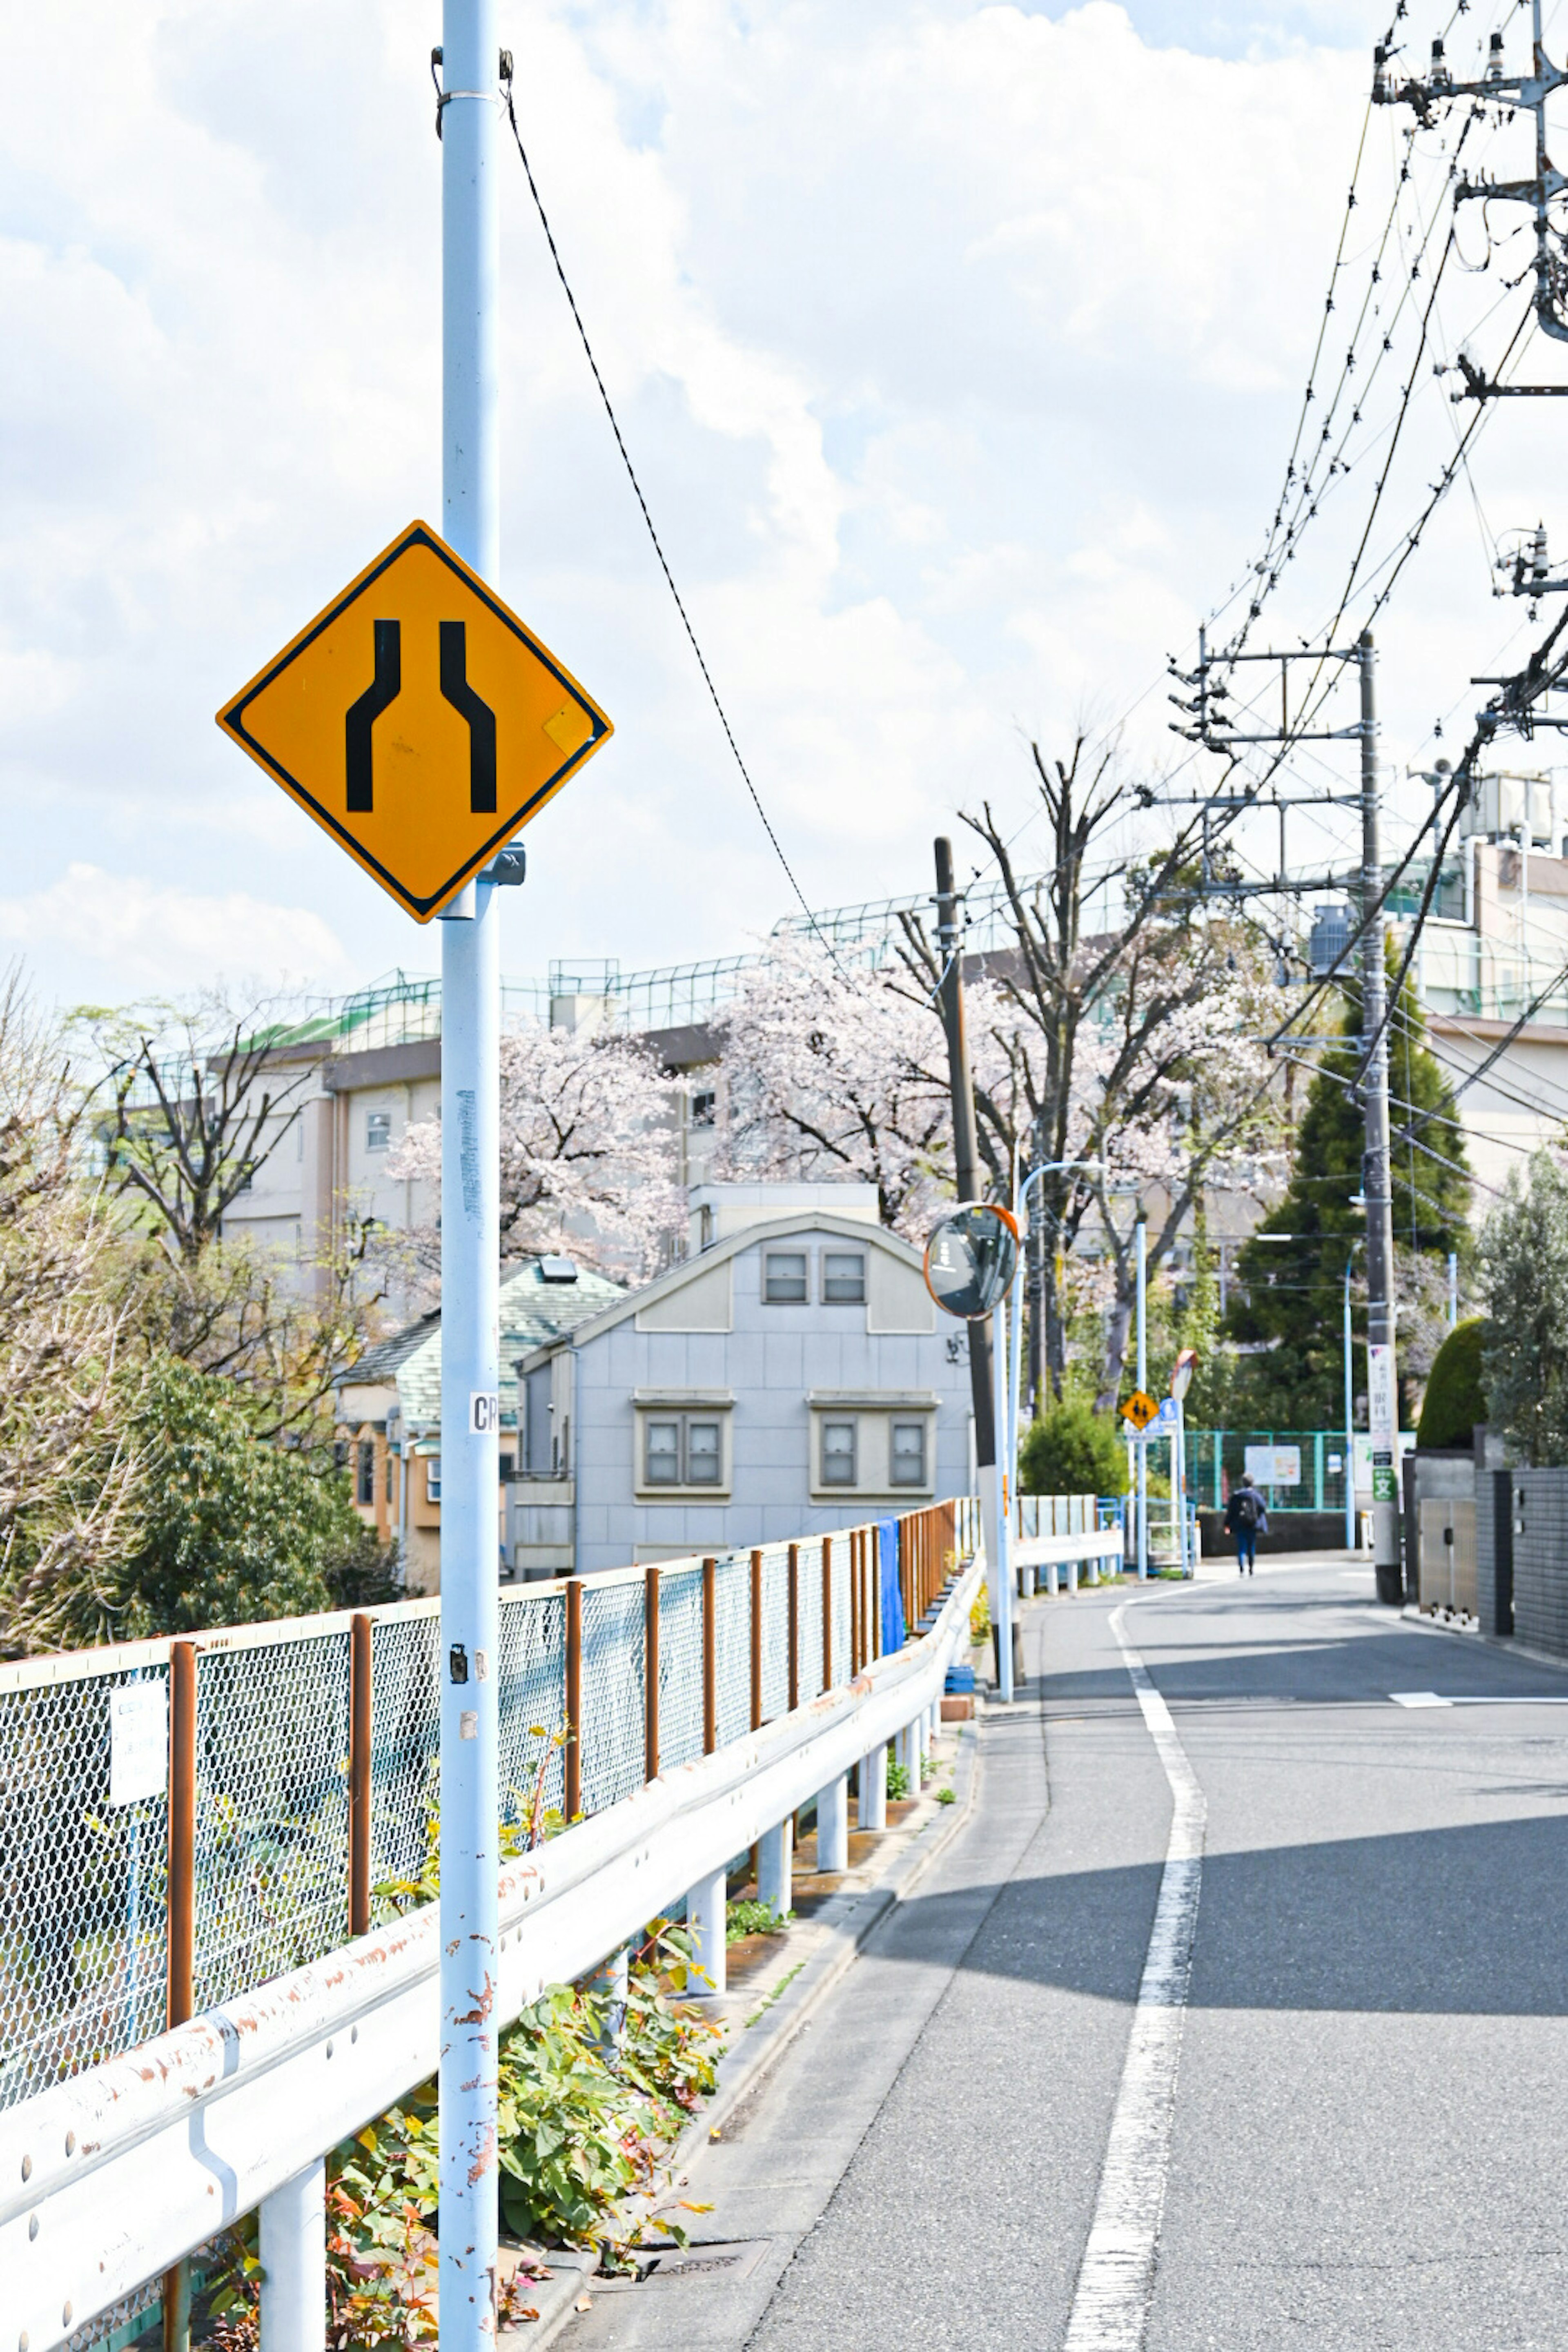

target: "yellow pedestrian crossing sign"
[216,521,612,920]
[1120,1389,1158,1432]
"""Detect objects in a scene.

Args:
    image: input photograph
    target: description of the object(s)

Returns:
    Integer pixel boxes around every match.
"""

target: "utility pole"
[934,839,1008,1690]
[1358,631,1403,1606]
[437,2,502,2341]
[1135,1218,1148,1581]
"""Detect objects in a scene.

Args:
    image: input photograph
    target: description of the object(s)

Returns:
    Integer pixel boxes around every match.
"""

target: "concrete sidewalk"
[557,1585,1167,2350]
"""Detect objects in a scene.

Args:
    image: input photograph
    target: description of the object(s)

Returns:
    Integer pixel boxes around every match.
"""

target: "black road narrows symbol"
[439,621,498,813]
[343,619,499,817]
[345,619,401,813]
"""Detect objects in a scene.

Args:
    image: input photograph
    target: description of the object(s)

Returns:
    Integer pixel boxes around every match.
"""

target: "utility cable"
[500,86,848,976]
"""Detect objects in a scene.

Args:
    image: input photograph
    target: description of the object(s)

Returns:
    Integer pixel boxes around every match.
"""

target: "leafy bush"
[1020,1400,1129,1498]
[726,1898,791,1942]
[1416,1316,1486,1451]
[116,1356,381,1636]
[886,1759,911,1800]
[937,1785,957,1805]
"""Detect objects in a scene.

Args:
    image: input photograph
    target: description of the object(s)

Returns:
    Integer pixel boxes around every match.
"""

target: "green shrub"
[1020,1399,1129,1497]
[116,1356,383,1636]
[886,1759,911,1800]
[726,1898,791,1943]
[1416,1316,1487,1451]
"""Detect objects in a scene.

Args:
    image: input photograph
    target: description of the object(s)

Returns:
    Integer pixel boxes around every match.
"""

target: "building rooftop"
[337,1255,627,1431]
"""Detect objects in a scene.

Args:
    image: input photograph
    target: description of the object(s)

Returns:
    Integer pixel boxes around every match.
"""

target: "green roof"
[339,1256,626,1431]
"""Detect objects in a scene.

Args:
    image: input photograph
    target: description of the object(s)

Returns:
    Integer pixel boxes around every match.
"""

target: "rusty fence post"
[350,1613,373,1938]
[645,1567,661,1783]
[750,1549,764,1730]
[702,1558,718,1753]
[849,1528,861,1676]
[565,1577,583,1822]
[164,1639,197,2352]
[787,1542,800,1712]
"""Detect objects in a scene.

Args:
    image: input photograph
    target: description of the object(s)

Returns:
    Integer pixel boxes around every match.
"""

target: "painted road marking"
[1389,1691,1568,1707]
[1062,1606,1206,2352]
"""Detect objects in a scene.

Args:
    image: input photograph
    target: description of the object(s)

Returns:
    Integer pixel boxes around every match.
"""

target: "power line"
[500,83,848,977]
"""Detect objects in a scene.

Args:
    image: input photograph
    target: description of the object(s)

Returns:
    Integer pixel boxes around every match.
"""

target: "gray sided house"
[516,1198,974,1576]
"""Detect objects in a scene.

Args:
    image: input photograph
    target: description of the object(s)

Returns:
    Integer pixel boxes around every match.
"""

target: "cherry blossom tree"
[390,1022,685,1281]
[714,938,955,1240]
[902,737,1283,1410]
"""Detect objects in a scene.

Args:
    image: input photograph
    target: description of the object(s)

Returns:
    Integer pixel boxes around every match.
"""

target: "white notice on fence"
[1244,1445,1301,1488]
[110,1682,167,1806]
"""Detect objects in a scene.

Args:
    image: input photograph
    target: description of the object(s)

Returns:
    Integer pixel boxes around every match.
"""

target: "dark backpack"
[1235,1489,1260,1530]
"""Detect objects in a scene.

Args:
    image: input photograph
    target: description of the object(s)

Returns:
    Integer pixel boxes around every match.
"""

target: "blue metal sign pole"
[439,0,502,2339]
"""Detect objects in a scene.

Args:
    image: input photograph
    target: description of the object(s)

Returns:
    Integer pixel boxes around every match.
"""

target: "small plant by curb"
[726,1898,793,1943]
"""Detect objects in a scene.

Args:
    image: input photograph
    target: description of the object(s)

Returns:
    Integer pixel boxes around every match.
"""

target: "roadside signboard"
[922,1203,1020,1319]
[1245,1444,1301,1488]
[1120,1389,1158,1432]
[216,521,612,920]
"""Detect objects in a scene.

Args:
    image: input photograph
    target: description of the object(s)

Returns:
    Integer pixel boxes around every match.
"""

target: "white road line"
[1389,1690,1568,1707]
[1062,1604,1206,2352]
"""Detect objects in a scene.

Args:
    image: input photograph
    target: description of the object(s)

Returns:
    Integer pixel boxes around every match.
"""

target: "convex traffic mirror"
[923,1203,1020,1320]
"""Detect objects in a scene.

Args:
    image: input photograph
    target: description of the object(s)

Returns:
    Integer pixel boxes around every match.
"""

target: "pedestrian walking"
[1224,1476,1268,1575]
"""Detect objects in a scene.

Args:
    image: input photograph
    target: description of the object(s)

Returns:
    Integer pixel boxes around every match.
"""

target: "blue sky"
[0,2,1555,1007]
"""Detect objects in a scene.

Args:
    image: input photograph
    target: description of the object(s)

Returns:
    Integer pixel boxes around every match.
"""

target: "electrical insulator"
[1487,31,1505,83]
[1430,36,1450,90]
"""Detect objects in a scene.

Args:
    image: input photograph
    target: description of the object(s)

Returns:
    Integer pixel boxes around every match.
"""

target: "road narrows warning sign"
[216,521,612,920]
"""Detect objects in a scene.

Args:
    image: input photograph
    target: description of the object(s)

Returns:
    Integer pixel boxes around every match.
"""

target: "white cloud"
[0,865,354,1000]
[0,0,1538,1002]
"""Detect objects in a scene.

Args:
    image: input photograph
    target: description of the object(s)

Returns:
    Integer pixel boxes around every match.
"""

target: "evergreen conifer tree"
[1226,946,1469,1426]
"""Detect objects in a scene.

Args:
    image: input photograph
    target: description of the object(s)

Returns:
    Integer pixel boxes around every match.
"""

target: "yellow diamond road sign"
[1120,1389,1158,1432]
[216,521,612,921]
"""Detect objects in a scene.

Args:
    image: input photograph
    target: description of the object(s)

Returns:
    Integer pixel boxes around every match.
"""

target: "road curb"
[510,1718,986,2343]
[1398,1602,1568,1680]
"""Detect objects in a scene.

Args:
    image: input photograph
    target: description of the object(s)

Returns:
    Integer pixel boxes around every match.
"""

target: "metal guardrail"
[0,1496,1042,2352]
[0,1505,979,2123]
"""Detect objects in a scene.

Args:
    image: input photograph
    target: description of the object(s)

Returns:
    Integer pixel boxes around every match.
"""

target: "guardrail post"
[565,1576,583,1822]
[859,1742,887,1831]
[702,1558,717,1752]
[586,1944,629,2055]
[163,1637,196,2352]
[644,1566,661,1782]
[815,1770,849,1872]
[757,1817,792,1918]
[259,2158,325,2350]
[895,1717,918,1785]
[687,1864,727,1998]
[350,1613,372,1937]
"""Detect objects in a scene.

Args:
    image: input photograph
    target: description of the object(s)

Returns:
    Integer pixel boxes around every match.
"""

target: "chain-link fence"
[1,1502,979,2132]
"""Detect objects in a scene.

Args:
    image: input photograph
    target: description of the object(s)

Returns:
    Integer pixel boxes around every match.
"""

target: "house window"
[366,1110,392,1152]
[822,1250,865,1305]
[690,1088,716,1128]
[764,1250,809,1304]
[426,1455,441,1503]
[644,1417,722,1487]
[356,1440,376,1506]
[891,1420,927,1487]
[385,1448,395,1503]
[821,1420,858,1486]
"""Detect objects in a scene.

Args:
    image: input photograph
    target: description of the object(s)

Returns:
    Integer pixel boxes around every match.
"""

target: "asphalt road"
[562,1557,1568,2350]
